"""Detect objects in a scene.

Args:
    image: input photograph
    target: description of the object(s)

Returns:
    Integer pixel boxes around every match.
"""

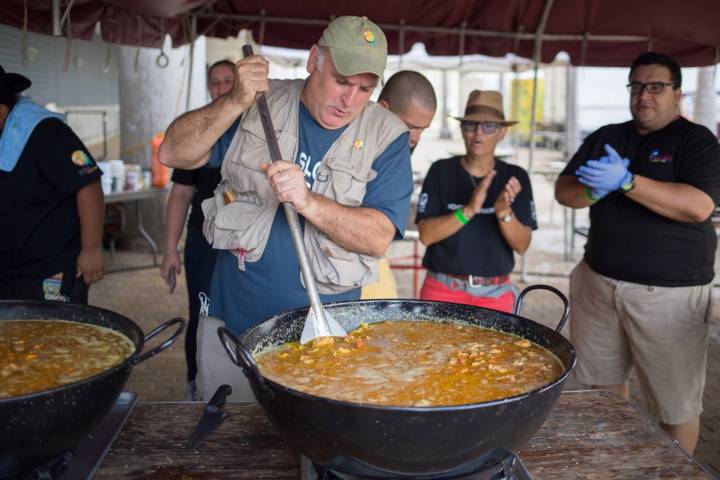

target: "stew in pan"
[256,321,563,406]
[0,319,135,398]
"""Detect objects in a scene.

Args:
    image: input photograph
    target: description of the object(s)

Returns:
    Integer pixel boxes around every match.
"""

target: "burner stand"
[300,449,532,480]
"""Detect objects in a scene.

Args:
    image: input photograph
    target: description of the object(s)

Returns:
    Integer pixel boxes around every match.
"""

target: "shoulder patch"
[71,150,92,167]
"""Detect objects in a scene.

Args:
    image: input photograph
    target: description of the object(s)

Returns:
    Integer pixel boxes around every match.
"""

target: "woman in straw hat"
[415,90,537,312]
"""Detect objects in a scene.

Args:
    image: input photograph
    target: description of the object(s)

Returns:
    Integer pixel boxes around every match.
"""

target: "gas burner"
[4,452,74,480]
[0,392,137,480]
[300,449,532,480]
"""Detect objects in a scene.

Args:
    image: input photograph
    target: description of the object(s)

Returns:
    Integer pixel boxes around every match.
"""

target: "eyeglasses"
[626,81,676,95]
[460,121,502,134]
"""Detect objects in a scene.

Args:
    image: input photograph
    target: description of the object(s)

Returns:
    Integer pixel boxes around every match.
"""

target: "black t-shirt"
[0,118,101,286]
[171,165,221,231]
[415,156,538,276]
[562,117,720,286]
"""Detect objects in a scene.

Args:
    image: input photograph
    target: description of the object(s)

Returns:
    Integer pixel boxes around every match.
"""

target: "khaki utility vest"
[202,79,407,294]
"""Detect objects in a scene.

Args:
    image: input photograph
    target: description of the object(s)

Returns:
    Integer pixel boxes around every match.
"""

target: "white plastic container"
[97,161,113,194]
[109,160,125,192]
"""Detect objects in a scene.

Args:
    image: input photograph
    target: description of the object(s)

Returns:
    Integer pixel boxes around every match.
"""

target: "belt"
[442,273,510,287]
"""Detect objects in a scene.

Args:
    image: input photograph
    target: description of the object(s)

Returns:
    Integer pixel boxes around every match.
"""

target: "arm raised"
[158,56,269,170]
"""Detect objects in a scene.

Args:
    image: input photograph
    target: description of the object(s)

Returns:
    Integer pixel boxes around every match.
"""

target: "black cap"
[0,65,31,98]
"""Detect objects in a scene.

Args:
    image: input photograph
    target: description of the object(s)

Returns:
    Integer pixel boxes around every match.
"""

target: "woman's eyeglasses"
[626,81,676,95]
[460,121,502,134]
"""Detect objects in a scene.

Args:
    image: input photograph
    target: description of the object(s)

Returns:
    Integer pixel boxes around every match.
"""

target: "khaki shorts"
[569,260,711,425]
[196,314,257,402]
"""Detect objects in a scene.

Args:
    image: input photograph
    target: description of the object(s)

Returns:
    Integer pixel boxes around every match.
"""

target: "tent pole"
[52,0,61,35]
[185,15,197,112]
[521,0,554,283]
[521,59,539,284]
[440,69,451,139]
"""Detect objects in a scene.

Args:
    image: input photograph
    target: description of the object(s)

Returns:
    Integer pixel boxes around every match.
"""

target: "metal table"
[104,188,168,269]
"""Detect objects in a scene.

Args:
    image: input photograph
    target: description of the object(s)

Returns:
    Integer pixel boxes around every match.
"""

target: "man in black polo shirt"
[0,66,104,304]
[555,52,720,454]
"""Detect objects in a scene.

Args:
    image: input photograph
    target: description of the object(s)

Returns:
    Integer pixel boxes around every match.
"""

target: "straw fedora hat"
[453,90,517,126]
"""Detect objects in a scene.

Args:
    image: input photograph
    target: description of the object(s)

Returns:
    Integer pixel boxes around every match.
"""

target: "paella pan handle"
[217,327,273,397]
[513,285,569,333]
[132,317,186,365]
[217,327,244,368]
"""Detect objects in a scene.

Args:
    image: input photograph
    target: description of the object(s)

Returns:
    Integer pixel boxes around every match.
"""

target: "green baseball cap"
[317,16,387,79]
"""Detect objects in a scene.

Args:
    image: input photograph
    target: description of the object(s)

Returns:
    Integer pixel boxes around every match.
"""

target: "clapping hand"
[467,170,497,214]
[576,144,632,193]
[494,176,522,215]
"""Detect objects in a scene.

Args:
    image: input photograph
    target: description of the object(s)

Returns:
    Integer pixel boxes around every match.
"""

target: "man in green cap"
[159,16,412,400]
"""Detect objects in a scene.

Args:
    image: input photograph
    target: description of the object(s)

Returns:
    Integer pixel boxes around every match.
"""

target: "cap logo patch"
[363,30,376,46]
[71,150,92,167]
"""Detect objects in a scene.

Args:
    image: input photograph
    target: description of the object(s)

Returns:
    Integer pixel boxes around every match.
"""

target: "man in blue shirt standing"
[159,16,412,400]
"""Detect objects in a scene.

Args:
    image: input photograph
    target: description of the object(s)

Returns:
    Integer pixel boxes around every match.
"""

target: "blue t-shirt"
[209,102,411,334]
[208,118,240,168]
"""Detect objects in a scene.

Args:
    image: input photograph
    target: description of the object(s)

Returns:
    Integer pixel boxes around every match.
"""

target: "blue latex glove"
[575,144,632,192]
[586,155,611,200]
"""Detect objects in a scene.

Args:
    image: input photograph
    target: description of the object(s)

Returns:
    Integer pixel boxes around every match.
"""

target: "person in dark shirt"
[159,59,235,400]
[555,52,720,454]
[0,66,104,304]
[415,90,537,313]
[362,70,437,299]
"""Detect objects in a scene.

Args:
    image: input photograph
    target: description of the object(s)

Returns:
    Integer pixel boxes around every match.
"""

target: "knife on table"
[187,384,232,449]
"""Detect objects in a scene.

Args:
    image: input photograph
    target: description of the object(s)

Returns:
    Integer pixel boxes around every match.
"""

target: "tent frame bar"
[193,11,653,44]
[521,0,554,283]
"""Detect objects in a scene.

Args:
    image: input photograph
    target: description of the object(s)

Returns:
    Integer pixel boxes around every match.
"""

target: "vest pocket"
[202,181,278,259]
[323,158,377,206]
[228,138,268,169]
[306,232,379,293]
[230,129,296,169]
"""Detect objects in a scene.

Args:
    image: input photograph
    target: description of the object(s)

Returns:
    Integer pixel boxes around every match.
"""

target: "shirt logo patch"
[71,150,92,167]
[648,149,672,163]
[417,193,428,213]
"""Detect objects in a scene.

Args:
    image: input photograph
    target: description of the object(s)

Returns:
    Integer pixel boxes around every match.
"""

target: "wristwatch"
[499,211,513,223]
[620,173,636,193]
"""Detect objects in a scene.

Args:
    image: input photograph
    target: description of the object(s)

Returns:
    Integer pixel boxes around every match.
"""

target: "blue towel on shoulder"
[0,97,65,172]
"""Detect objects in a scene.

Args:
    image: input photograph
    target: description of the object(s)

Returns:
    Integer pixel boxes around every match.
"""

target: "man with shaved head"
[362,70,436,299]
[378,70,436,152]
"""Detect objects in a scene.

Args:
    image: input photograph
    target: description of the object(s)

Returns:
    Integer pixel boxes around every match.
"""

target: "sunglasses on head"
[460,121,502,134]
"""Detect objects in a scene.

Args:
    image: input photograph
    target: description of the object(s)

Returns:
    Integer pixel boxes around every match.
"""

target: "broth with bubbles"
[255,321,564,407]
